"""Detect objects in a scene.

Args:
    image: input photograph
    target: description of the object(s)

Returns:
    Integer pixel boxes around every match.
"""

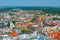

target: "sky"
[0,0,60,7]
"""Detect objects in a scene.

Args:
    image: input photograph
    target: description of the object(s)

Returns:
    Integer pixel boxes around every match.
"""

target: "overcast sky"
[0,0,60,7]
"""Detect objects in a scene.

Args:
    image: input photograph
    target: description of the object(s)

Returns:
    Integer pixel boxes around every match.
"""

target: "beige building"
[16,22,28,30]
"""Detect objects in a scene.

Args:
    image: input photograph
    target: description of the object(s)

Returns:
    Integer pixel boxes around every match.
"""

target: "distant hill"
[0,6,60,15]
